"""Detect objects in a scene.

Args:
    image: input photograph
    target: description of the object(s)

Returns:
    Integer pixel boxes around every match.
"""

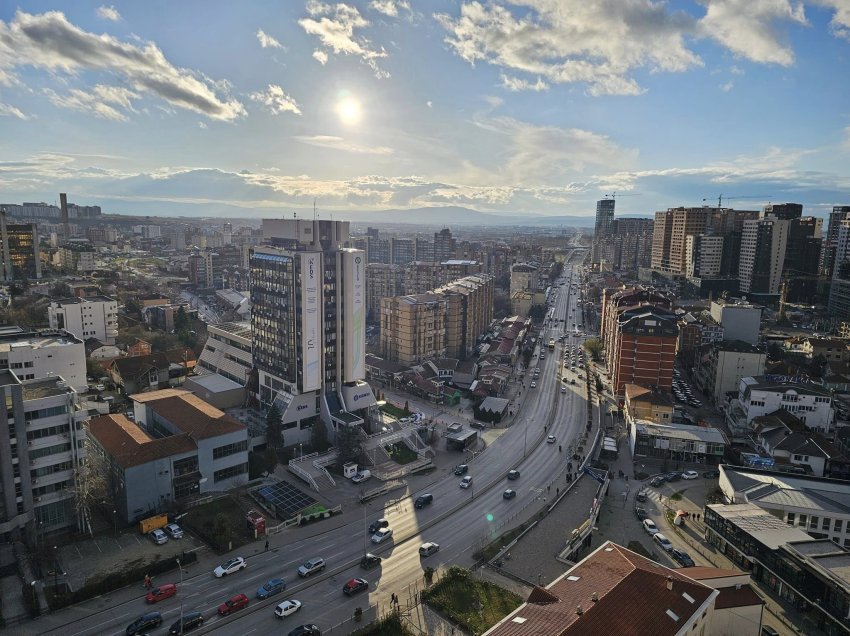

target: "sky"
[1,0,850,221]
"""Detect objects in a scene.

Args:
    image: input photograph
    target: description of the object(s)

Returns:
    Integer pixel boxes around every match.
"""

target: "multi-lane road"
[36,255,592,636]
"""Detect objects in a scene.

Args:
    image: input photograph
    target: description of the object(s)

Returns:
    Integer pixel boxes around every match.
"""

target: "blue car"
[256,578,287,599]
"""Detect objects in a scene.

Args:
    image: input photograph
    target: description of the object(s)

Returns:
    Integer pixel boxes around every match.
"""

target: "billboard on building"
[300,252,321,391]
[343,250,366,381]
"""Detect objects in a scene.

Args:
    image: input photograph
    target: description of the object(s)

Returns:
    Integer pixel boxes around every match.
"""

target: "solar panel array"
[257,481,317,519]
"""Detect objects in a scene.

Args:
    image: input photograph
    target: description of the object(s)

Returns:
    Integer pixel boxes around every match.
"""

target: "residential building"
[88,389,249,524]
[56,244,97,272]
[651,207,714,275]
[403,261,444,294]
[0,327,86,392]
[684,234,724,279]
[753,411,850,479]
[828,217,850,318]
[107,349,194,395]
[390,237,415,265]
[623,383,674,424]
[693,340,766,406]
[678,312,724,358]
[144,303,195,333]
[433,274,494,360]
[799,337,850,364]
[365,263,402,321]
[709,299,762,345]
[484,541,719,636]
[821,206,850,277]
[433,228,456,262]
[0,211,40,281]
[592,198,615,262]
[607,304,679,396]
[628,420,726,464]
[783,216,823,302]
[414,237,434,262]
[738,217,789,296]
[0,373,85,541]
[762,202,803,220]
[48,295,118,345]
[510,263,539,296]
[196,321,252,386]
[705,499,850,635]
[250,219,375,444]
[381,293,447,365]
[726,376,834,434]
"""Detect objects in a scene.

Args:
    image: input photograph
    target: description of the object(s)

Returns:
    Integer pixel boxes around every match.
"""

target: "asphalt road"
[37,261,592,636]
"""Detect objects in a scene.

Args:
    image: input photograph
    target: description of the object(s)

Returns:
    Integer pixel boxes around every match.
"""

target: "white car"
[654,533,674,552]
[274,599,302,618]
[682,470,699,480]
[643,519,659,535]
[459,475,473,489]
[163,523,184,539]
[351,471,371,484]
[371,527,394,544]
[530,381,537,388]
[149,528,168,545]
[547,435,556,444]
[213,557,247,577]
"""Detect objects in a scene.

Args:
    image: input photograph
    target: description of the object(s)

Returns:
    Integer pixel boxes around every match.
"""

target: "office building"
[592,198,615,262]
[693,340,766,406]
[709,299,762,345]
[196,321,252,385]
[88,389,249,524]
[48,296,118,345]
[0,373,85,541]
[725,375,834,434]
[822,206,850,277]
[0,211,40,282]
[0,327,86,392]
[762,202,803,221]
[250,219,375,443]
[738,217,789,296]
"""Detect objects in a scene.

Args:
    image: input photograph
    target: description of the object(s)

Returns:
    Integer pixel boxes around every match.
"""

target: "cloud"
[0,10,246,121]
[299,1,389,77]
[369,0,410,17]
[96,5,121,22]
[720,81,734,91]
[435,0,702,96]
[698,0,807,66]
[44,84,140,121]
[294,135,394,154]
[256,29,284,49]
[313,49,329,64]
[426,100,433,108]
[249,84,302,115]
[500,74,549,92]
[0,102,28,119]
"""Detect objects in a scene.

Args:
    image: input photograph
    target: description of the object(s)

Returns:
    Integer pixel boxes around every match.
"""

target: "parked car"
[289,625,322,636]
[530,381,537,388]
[503,489,517,500]
[126,612,163,635]
[360,553,382,569]
[168,611,203,634]
[671,548,695,567]
[459,475,473,489]
[218,593,249,615]
[274,599,303,618]
[419,542,440,557]
[665,472,682,482]
[507,469,520,480]
[213,557,246,578]
[650,476,666,487]
[351,470,371,483]
[149,528,168,545]
[653,533,674,552]
[163,523,184,539]
[298,558,326,577]
[635,491,648,502]
[560,385,567,394]
[368,518,389,534]
[702,470,719,479]
[414,493,433,508]
[256,578,287,599]
[761,626,781,636]
[643,519,659,535]
[454,464,469,476]
[682,470,699,480]
[634,507,648,521]
[371,527,393,544]
[145,583,177,603]
[343,578,369,596]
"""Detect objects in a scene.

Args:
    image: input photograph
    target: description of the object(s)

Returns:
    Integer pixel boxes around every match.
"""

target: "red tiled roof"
[88,414,196,469]
[131,389,246,440]
[713,585,764,610]
[681,566,745,580]
[485,542,716,636]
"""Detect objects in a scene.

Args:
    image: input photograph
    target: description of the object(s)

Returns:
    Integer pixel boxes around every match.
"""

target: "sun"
[336,96,362,126]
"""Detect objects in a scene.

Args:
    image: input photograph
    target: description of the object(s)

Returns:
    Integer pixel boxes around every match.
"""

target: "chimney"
[591,592,599,602]
[666,576,673,591]
[60,192,70,241]
[576,605,583,615]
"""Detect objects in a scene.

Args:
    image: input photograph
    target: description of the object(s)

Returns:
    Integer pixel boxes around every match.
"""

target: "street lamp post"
[53,545,58,593]
[113,510,117,537]
[176,558,184,634]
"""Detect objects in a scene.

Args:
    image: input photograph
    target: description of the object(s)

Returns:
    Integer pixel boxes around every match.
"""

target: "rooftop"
[88,414,196,469]
[706,503,813,549]
[634,422,726,445]
[131,389,245,439]
[721,466,850,517]
[208,321,252,340]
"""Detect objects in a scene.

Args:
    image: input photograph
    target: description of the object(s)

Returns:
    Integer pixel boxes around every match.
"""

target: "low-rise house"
[107,349,195,394]
[754,410,850,479]
[623,383,674,425]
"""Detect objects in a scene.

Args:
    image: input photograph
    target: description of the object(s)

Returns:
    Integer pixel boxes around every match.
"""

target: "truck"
[139,513,169,535]
[548,338,555,350]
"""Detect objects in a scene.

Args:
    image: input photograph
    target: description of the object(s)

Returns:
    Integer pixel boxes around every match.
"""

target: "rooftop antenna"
[314,198,318,220]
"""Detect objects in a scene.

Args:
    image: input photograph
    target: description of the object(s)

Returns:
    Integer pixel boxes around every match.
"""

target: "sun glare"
[336,96,362,126]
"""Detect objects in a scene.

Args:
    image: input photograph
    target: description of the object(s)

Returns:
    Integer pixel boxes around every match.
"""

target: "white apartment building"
[48,295,118,345]
[738,218,789,295]
[709,299,762,345]
[0,327,87,392]
[196,321,252,385]
[727,375,834,433]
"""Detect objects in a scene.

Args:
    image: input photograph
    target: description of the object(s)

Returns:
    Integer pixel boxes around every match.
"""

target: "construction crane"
[703,194,773,208]
[603,192,641,201]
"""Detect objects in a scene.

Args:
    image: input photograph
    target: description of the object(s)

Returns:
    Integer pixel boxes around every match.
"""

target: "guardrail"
[288,462,318,491]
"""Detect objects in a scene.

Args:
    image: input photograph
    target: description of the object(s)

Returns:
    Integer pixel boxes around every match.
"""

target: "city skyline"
[1,1,850,219]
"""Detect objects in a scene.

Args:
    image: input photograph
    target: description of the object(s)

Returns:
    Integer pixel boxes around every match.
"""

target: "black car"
[635,491,647,502]
[702,470,720,479]
[454,464,469,476]
[368,518,389,534]
[761,626,780,636]
[671,548,695,567]
[650,476,666,487]
[169,611,204,634]
[360,553,382,569]
[503,489,517,500]
[666,472,682,482]
[634,507,648,521]
[127,611,162,635]
[507,469,520,480]
[414,493,433,509]
[289,626,322,636]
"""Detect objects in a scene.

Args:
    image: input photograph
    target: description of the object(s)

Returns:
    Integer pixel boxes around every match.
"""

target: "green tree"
[124,298,142,318]
[528,304,546,324]
[266,404,283,449]
[583,337,603,361]
[336,425,362,466]
[311,417,329,451]
[174,306,190,333]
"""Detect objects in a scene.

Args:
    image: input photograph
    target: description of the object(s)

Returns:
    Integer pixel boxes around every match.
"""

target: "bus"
[548,339,556,350]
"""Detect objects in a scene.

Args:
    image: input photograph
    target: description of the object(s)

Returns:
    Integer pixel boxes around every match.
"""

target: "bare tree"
[69,442,112,537]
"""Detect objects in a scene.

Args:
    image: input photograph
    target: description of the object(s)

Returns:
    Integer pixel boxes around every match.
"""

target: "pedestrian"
[144,574,152,589]
[556,488,559,495]
[265,539,269,551]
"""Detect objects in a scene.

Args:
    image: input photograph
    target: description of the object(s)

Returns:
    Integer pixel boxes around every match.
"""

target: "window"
[811,516,819,528]
[787,513,795,525]
[212,440,248,460]
[835,519,844,533]
[214,463,247,483]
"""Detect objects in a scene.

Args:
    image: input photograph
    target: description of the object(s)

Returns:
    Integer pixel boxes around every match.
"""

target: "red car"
[145,583,177,604]
[218,593,249,616]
